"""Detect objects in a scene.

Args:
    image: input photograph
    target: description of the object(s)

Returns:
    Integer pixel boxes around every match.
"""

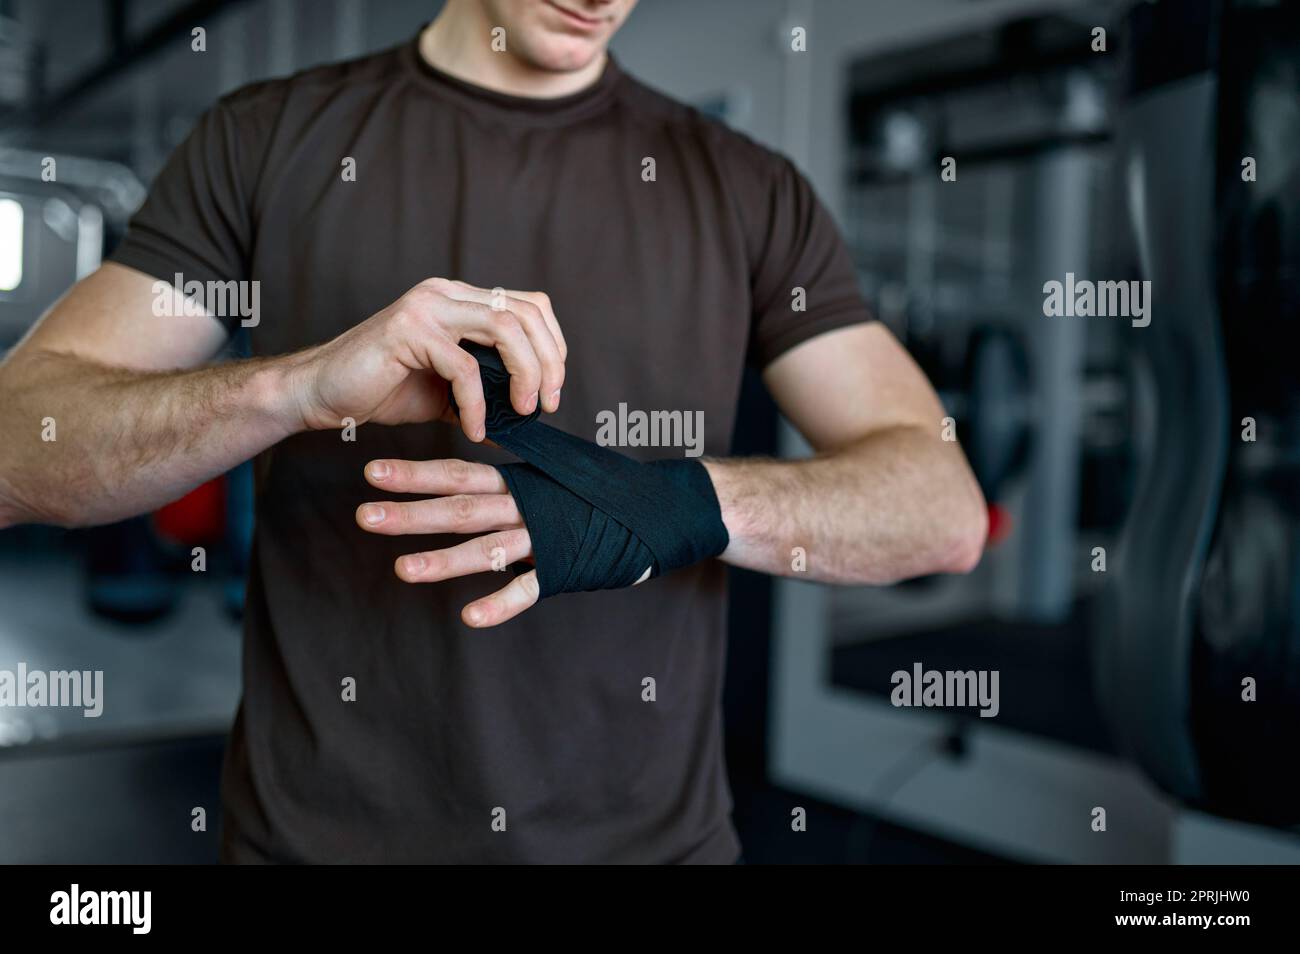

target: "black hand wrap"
[453,343,729,598]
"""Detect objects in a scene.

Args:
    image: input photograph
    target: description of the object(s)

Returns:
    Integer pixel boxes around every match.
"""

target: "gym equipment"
[1098,0,1300,826]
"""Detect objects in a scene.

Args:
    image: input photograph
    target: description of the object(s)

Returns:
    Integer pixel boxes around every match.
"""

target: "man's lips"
[544,0,606,32]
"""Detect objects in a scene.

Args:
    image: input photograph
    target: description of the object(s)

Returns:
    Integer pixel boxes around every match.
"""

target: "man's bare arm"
[0,348,295,529]
[0,264,287,527]
[0,265,567,529]
[702,322,988,584]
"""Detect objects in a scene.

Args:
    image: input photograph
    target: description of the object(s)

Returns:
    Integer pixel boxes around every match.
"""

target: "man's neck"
[419,6,606,99]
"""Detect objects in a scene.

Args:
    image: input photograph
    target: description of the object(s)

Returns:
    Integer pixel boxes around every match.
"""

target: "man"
[0,0,986,863]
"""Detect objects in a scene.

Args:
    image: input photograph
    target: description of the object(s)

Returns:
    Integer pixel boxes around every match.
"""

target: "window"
[0,197,23,291]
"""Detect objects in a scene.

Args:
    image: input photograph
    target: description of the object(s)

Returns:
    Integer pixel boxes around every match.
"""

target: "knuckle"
[444,458,471,483]
[448,494,476,526]
[388,306,417,333]
[456,352,481,380]
[490,310,521,335]
[404,285,438,308]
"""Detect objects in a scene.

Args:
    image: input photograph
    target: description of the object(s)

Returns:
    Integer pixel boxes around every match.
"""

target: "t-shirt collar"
[402,29,623,126]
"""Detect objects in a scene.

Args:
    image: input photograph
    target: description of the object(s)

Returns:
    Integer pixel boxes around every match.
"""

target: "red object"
[154,477,226,544]
[985,503,1012,547]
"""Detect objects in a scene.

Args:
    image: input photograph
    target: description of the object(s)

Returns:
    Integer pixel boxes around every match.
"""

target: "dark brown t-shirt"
[111,34,871,863]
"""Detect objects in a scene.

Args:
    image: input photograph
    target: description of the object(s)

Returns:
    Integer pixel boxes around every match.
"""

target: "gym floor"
[0,736,1011,864]
[0,542,1010,864]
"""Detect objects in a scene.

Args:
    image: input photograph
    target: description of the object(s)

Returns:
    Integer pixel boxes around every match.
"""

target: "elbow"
[939,486,989,576]
[943,521,987,575]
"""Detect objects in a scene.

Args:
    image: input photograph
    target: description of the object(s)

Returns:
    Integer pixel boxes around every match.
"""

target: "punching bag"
[1191,0,1300,825]
[1098,0,1300,826]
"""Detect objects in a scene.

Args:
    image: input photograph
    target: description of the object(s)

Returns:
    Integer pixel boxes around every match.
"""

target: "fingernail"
[403,555,427,574]
[525,393,538,413]
[369,461,391,480]
[475,425,486,441]
[465,606,483,625]
[361,505,385,525]
[551,388,561,406]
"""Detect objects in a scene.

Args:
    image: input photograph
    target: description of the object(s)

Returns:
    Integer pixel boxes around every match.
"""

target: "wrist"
[699,458,743,557]
[254,353,314,437]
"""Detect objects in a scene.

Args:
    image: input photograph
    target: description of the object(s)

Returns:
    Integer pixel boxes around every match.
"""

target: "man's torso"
[211,40,759,863]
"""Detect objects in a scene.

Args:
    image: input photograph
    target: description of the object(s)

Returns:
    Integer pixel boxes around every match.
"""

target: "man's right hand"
[0,267,567,529]
[285,278,568,442]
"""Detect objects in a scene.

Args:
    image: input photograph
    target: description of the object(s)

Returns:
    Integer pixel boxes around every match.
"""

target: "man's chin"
[524,37,606,74]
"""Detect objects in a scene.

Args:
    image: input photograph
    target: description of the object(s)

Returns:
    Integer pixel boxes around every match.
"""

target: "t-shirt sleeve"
[108,95,267,334]
[746,156,874,369]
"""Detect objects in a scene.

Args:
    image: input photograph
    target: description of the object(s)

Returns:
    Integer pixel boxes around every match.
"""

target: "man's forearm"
[0,348,301,528]
[703,425,988,584]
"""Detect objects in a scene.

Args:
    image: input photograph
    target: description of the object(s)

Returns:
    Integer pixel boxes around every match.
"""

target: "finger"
[462,569,541,628]
[440,284,565,412]
[365,458,508,495]
[511,290,567,364]
[425,332,485,442]
[442,282,566,361]
[481,311,545,417]
[439,299,542,416]
[357,494,520,535]
[394,528,531,583]
[386,290,488,441]
[506,298,565,413]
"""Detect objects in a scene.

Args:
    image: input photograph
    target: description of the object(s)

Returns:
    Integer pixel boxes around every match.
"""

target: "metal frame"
[769,548,1300,863]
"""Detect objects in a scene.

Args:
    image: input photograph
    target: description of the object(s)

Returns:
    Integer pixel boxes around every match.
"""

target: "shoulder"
[212,43,407,122]
[626,72,785,159]
[193,44,412,192]
[614,68,792,176]
[612,66,800,224]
